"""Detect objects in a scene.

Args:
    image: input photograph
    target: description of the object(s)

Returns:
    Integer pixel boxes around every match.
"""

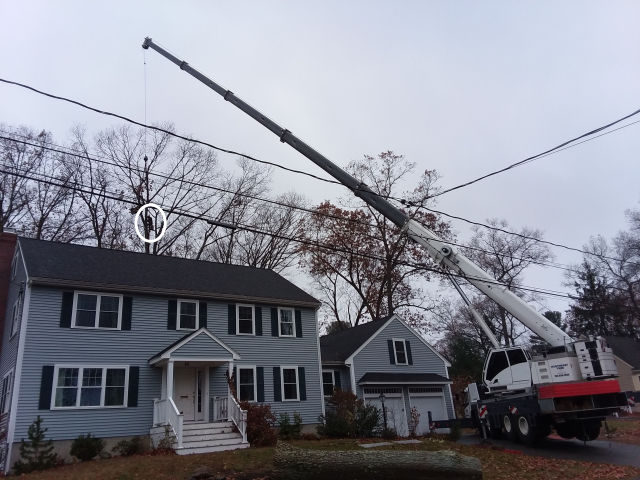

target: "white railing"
[213,396,228,421]
[228,393,248,443]
[152,398,184,449]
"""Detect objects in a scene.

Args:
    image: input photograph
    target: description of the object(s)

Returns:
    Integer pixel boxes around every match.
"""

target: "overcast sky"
[2,1,639,316]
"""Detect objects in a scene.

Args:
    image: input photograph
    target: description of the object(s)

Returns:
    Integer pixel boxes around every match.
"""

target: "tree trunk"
[273,442,483,480]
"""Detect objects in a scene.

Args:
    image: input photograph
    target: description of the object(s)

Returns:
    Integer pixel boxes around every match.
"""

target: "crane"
[142,37,626,443]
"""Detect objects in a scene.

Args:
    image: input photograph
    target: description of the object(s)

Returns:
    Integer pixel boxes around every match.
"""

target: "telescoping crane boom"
[143,37,627,444]
[142,37,569,347]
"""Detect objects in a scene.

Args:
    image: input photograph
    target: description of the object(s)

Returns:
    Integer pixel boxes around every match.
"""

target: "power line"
[430,108,640,199]
[0,163,575,299]
[0,132,589,276]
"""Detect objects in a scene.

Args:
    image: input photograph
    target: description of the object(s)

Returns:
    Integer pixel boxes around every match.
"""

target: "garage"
[409,387,447,435]
[363,387,408,437]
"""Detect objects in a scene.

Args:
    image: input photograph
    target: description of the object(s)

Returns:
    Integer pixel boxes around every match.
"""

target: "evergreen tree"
[14,416,58,474]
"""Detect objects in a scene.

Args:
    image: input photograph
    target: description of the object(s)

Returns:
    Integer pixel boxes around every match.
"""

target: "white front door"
[174,367,196,421]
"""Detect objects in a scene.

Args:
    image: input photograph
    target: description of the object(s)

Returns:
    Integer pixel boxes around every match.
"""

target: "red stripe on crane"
[537,379,621,399]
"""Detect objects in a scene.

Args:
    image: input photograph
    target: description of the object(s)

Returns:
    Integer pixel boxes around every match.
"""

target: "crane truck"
[142,37,628,445]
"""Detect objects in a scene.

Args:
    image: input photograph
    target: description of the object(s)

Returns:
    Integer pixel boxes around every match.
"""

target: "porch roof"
[149,328,240,365]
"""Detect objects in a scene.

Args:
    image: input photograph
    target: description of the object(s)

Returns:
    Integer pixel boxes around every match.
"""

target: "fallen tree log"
[273,442,483,480]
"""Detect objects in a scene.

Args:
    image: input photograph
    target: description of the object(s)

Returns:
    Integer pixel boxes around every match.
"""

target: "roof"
[605,336,640,369]
[18,237,320,307]
[358,372,451,384]
[320,316,392,363]
[149,328,239,364]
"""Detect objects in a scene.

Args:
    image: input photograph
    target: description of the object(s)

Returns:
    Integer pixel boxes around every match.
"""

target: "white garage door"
[409,387,446,435]
[364,388,408,437]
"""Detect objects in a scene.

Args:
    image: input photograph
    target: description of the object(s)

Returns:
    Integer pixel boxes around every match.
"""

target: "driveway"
[457,433,640,468]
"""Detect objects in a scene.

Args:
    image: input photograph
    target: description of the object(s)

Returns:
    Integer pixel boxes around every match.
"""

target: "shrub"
[447,422,462,441]
[317,390,381,438]
[70,433,104,461]
[240,401,277,447]
[14,416,59,474]
[112,436,146,456]
[278,412,302,440]
[408,406,421,438]
[382,426,397,439]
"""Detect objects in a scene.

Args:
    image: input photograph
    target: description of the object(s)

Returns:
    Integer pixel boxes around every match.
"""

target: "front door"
[173,367,206,422]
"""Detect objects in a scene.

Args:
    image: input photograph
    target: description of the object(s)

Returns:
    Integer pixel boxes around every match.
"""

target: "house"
[0,233,323,472]
[605,336,640,410]
[320,315,455,436]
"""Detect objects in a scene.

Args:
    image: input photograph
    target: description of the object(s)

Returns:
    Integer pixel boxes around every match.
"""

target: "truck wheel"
[555,423,576,439]
[576,421,601,442]
[516,415,537,445]
[502,415,518,441]
[536,423,551,441]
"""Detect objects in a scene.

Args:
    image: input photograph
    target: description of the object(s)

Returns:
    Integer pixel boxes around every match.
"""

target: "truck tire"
[502,415,518,441]
[515,415,537,445]
[555,423,576,439]
[576,421,601,442]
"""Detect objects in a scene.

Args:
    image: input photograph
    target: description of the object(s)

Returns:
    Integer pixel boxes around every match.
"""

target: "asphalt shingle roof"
[605,336,640,369]
[19,237,320,307]
[358,372,451,384]
[320,316,392,363]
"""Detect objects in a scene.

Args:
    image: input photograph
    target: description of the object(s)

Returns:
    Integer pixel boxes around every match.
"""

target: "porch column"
[167,360,174,400]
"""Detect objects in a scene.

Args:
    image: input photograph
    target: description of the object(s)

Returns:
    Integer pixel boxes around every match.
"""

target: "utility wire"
[0,133,589,274]
[430,108,640,198]
[0,164,575,299]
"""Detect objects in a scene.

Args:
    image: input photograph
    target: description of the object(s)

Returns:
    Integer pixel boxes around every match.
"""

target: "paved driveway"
[457,433,640,468]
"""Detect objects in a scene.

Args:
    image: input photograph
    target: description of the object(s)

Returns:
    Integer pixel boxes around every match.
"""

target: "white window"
[52,365,128,409]
[281,366,299,401]
[10,292,22,339]
[236,304,255,335]
[237,366,257,402]
[322,370,335,397]
[1,369,14,414]
[177,300,198,330]
[72,292,123,330]
[278,308,295,337]
[393,338,408,365]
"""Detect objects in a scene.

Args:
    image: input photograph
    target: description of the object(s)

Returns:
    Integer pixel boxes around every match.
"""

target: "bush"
[14,416,59,474]
[317,390,381,438]
[408,406,421,438]
[447,422,462,441]
[112,436,146,456]
[70,433,104,461]
[278,412,302,440]
[240,401,277,447]
[382,426,397,439]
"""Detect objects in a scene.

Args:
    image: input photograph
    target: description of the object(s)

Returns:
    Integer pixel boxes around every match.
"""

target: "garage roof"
[605,336,640,369]
[320,316,392,363]
[358,372,451,384]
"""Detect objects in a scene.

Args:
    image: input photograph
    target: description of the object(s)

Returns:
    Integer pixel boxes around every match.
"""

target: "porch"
[149,329,248,453]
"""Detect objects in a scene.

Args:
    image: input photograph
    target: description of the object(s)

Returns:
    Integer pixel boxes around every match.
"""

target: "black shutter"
[199,302,207,329]
[228,304,236,335]
[122,297,133,330]
[128,366,139,407]
[387,340,396,364]
[255,306,263,336]
[334,370,341,390]
[257,367,265,402]
[271,308,278,336]
[167,300,177,330]
[38,366,54,409]
[406,341,413,365]
[298,367,306,401]
[295,310,303,338]
[59,292,74,328]
[273,367,281,401]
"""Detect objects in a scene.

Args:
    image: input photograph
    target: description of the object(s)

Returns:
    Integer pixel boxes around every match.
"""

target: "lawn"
[604,414,640,445]
[15,437,640,480]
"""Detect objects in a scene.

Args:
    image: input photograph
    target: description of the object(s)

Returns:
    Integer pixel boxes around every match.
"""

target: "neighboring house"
[320,315,455,436]
[0,234,323,472]
[605,336,640,409]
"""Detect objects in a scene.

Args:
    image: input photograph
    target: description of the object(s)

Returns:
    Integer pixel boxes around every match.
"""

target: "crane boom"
[142,37,571,347]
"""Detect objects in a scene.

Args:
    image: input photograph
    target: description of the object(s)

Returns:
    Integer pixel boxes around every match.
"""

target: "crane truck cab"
[483,347,532,391]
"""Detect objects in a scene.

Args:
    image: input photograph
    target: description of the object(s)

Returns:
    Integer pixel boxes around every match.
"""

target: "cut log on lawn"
[273,442,483,480]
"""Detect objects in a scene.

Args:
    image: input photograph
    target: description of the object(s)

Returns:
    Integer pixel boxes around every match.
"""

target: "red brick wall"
[0,233,18,350]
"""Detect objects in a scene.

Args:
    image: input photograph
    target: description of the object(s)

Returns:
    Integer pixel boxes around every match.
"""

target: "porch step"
[176,421,248,455]
[183,431,238,442]
[176,442,250,455]
[183,422,235,436]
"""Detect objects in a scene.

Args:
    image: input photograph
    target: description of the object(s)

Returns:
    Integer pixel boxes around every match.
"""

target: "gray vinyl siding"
[352,318,454,419]
[14,289,322,441]
[0,247,26,418]
[172,333,233,358]
[321,365,352,394]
